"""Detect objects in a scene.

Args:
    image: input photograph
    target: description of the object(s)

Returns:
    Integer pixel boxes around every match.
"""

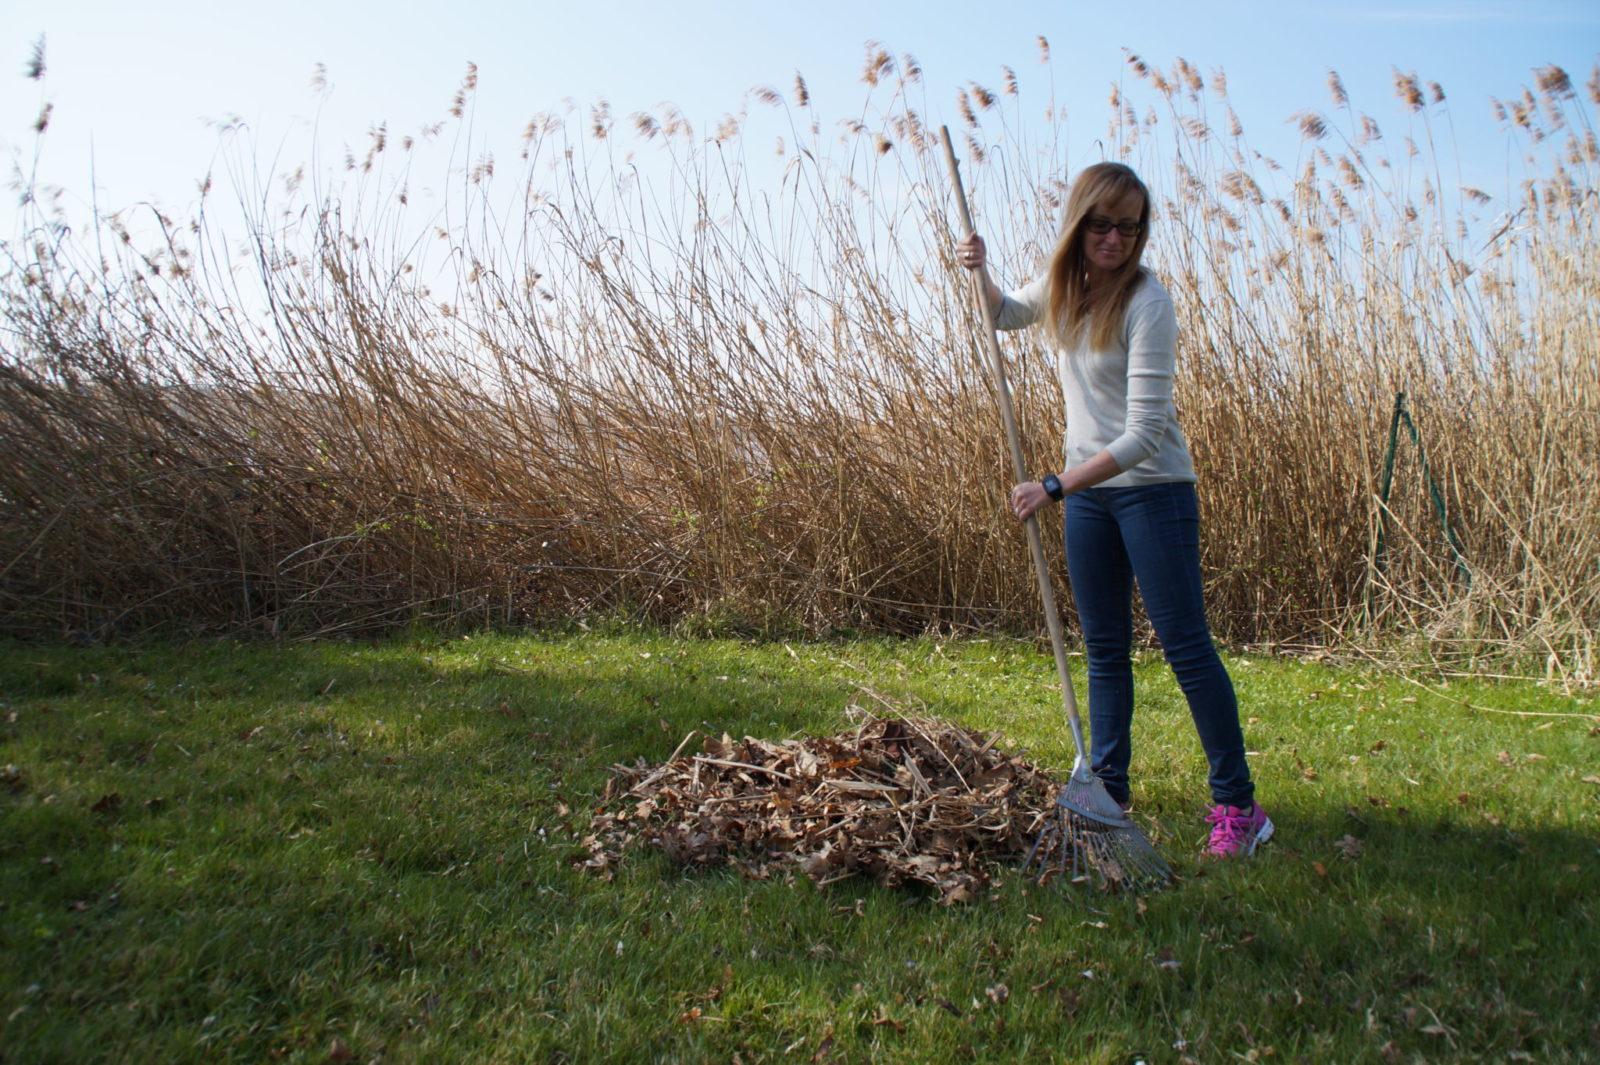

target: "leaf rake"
[939,126,1171,894]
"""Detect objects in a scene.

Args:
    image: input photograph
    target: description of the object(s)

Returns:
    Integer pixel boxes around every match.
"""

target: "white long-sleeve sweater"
[996,271,1197,486]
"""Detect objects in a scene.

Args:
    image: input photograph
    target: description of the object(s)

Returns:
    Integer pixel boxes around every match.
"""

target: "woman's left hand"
[1009,481,1051,522]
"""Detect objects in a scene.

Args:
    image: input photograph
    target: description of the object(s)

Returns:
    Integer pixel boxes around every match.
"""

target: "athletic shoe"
[1205,803,1273,858]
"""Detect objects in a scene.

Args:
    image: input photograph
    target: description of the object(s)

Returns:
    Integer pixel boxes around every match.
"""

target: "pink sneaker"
[1205,803,1273,858]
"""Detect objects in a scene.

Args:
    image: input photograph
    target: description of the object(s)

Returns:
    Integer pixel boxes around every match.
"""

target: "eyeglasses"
[1084,216,1143,237]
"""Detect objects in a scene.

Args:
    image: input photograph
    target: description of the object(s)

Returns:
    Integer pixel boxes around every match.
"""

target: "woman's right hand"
[956,233,987,271]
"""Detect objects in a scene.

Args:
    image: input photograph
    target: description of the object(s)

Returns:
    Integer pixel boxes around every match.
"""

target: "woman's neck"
[1085,263,1136,294]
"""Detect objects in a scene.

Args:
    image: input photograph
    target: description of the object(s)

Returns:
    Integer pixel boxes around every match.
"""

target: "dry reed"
[0,50,1595,684]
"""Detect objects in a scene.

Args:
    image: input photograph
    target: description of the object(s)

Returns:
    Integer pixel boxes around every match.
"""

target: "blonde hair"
[1045,162,1152,351]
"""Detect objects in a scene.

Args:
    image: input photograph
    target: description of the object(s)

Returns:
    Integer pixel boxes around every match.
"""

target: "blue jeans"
[1062,481,1254,808]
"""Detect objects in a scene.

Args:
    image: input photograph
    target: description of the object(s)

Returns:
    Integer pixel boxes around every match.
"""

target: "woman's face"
[1080,188,1146,279]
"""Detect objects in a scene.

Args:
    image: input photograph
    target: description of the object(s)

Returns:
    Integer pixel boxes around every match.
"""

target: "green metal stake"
[1367,391,1471,624]
[1366,392,1407,622]
[1372,391,1406,580]
[1395,400,1472,585]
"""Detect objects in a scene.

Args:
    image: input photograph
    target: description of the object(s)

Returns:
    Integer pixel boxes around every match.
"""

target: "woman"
[956,162,1271,858]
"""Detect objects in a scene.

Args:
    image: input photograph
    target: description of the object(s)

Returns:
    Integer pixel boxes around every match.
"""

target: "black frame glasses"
[1083,216,1143,237]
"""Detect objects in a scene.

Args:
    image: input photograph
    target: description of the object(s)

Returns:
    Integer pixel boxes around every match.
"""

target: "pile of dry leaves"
[580,713,1061,904]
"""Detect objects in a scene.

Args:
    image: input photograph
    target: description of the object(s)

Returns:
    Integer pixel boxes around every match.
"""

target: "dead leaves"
[581,714,1059,903]
[869,1007,905,1032]
[1497,749,1557,770]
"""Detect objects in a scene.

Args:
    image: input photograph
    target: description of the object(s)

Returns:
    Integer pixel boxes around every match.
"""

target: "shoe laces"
[1205,804,1253,844]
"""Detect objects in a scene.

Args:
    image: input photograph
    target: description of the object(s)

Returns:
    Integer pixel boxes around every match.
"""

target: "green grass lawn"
[1,630,1596,1063]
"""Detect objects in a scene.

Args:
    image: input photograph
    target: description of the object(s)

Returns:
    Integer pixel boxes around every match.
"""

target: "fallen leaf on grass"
[1582,775,1600,786]
[870,1008,905,1032]
[1334,835,1364,859]
[1497,751,1514,766]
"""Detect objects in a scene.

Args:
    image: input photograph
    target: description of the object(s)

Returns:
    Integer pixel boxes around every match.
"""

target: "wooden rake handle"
[938,126,1090,762]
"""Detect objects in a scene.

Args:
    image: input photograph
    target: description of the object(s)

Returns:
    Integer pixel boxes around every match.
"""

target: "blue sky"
[2,0,1595,220]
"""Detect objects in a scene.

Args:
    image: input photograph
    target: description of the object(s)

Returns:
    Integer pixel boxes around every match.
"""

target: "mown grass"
[1,630,1596,1063]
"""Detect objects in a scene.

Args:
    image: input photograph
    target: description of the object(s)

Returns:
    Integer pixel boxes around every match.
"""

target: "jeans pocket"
[1161,482,1200,550]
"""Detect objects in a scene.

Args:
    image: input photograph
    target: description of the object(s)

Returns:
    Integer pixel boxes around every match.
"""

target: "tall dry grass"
[1,47,1595,682]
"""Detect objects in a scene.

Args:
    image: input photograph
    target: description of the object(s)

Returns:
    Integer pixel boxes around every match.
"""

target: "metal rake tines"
[1023,806,1172,892]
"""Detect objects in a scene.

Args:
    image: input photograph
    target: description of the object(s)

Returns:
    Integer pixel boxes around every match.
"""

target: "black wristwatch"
[1040,473,1065,501]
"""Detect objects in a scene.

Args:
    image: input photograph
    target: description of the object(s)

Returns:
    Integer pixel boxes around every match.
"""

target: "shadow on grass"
[2,637,1595,1061]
